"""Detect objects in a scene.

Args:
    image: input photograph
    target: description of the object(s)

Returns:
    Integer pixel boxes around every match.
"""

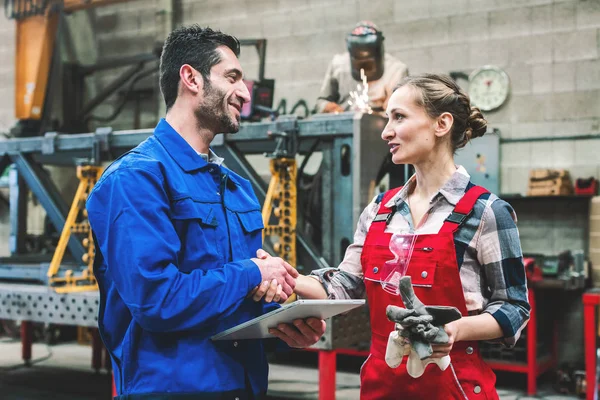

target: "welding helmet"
[346,21,385,82]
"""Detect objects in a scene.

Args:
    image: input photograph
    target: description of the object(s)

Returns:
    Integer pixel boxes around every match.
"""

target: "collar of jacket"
[154,118,220,173]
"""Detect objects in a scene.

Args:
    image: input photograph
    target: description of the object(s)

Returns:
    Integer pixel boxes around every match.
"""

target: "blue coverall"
[87,119,276,399]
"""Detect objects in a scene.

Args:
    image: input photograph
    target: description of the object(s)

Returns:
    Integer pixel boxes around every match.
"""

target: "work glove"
[384,276,462,378]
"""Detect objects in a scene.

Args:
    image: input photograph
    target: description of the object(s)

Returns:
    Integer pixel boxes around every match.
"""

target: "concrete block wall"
[0,16,15,256]
[0,1,597,167]
[0,16,15,133]
[81,0,600,196]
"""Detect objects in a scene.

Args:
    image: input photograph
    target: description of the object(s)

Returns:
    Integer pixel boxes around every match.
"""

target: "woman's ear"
[434,112,453,138]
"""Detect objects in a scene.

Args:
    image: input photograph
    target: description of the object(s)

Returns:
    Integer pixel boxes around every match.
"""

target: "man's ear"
[434,112,453,139]
[179,64,203,95]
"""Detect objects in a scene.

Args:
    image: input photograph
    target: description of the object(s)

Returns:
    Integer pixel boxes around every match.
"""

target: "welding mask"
[346,21,385,82]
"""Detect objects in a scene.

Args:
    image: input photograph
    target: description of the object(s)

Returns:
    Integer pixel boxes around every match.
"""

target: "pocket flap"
[171,198,217,227]
[408,261,437,287]
[236,210,265,233]
[363,251,394,281]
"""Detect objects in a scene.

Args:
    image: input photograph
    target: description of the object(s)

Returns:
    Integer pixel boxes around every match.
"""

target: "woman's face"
[382,85,439,165]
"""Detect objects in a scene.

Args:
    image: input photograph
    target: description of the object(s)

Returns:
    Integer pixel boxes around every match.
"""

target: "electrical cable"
[275,99,287,116]
[289,99,309,118]
[297,138,320,179]
[0,342,53,372]
[85,65,158,124]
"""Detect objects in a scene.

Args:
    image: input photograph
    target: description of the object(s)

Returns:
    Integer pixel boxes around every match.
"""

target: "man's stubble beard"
[195,80,240,135]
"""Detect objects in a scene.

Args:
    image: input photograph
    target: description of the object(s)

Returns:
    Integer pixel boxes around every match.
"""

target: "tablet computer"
[211,299,365,341]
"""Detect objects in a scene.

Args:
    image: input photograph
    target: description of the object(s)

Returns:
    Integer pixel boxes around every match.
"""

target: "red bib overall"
[360,186,499,400]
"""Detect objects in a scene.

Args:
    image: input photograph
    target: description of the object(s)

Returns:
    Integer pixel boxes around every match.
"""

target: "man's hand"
[269,318,326,348]
[322,101,344,113]
[251,249,298,300]
[249,249,286,303]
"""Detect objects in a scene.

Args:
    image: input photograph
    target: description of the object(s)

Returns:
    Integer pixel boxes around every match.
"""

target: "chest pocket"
[236,210,264,233]
[405,258,437,288]
[232,210,264,259]
[171,198,220,272]
[363,253,437,288]
[362,248,393,283]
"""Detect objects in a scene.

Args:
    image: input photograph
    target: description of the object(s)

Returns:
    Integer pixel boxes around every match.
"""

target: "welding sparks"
[347,69,373,114]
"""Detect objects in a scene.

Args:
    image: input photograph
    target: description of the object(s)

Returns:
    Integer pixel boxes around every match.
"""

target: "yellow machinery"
[10,0,130,121]
[262,158,297,266]
[261,129,299,303]
[47,165,103,293]
[6,0,135,291]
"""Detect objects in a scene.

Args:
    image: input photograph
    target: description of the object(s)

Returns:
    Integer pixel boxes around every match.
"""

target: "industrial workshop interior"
[0,0,599,399]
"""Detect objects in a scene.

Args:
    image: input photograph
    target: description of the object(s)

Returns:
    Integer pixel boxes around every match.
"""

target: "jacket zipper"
[220,173,233,262]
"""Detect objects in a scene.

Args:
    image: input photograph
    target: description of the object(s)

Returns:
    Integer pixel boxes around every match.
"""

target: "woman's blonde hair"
[396,73,487,151]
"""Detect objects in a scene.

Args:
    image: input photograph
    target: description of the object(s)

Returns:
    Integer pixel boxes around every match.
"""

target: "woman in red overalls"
[267,73,530,399]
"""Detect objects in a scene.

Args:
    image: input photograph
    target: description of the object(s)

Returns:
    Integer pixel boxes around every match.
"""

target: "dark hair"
[396,73,487,151]
[159,25,240,110]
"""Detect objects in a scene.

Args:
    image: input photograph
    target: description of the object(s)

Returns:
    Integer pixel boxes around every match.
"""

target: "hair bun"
[467,106,487,139]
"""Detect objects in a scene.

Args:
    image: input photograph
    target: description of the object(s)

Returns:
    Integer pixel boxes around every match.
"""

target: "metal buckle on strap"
[373,213,391,223]
[445,211,471,225]
[373,206,397,225]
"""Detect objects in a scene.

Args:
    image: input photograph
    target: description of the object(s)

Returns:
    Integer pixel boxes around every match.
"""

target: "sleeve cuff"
[484,309,519,348]
[239,259,262,291]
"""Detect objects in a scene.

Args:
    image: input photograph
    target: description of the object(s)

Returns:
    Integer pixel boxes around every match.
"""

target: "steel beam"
[8,166,27,254]
[10,154,85,262]
[0,114,359,157]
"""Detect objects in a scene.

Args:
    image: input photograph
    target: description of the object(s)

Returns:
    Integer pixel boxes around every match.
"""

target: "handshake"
[249,248,298,303]
[249,249,327,349]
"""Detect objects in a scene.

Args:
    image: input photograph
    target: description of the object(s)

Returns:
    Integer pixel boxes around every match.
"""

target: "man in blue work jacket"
[87,25,326,399]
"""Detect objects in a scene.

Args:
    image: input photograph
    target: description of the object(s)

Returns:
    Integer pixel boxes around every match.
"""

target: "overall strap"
[371,187,402,226]
[439,185,490,233]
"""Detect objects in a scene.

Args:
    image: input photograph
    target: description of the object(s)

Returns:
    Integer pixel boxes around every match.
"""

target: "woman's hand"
[430,320,460,358]
[250,279,283,303]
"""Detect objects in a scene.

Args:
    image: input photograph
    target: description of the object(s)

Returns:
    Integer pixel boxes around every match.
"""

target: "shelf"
[485,354,554,375]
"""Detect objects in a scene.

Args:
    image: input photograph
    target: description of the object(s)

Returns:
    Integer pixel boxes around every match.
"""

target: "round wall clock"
[468,66,510,112]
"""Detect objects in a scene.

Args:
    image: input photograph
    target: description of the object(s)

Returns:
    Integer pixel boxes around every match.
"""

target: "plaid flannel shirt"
[310,166,530,347]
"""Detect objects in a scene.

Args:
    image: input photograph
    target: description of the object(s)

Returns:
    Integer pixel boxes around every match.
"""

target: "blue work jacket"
[87,119,277,399]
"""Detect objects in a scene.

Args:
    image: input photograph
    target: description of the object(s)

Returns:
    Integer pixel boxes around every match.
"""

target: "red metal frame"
[485,288,557,395]
[20,320,32,365]
[318,351,336,400]
[584,290,600,400]
[304,347,369,399]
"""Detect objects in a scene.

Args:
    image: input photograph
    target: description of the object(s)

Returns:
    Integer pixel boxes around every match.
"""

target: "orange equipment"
[8,0,130,122]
